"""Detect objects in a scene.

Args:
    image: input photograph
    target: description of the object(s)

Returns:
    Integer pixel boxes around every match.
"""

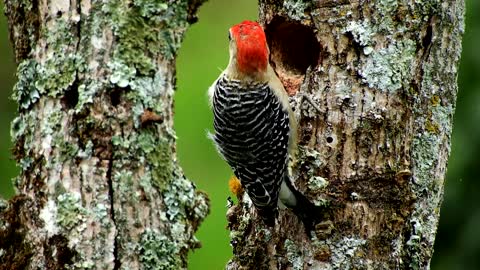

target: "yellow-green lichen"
[11,17,81,109]
[105,0,189,86]
[308,176,328,191]
[56,192,87,231]
[149,137,174,190]
[37,18,82,95]
[425,120,440,133]
[113,131,174,194]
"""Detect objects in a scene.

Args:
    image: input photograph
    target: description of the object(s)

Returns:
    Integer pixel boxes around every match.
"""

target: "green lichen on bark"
[11,59,39,109]
[36,18,81,95]
[56,192,87,231]
[139,228,183,270]
[11,18,81,107]
[308,176,328,192]
[111,129,175,194]
[105,0,189,75]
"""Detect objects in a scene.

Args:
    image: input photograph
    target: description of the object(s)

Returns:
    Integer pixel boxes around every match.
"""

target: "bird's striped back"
[211,75,291,213]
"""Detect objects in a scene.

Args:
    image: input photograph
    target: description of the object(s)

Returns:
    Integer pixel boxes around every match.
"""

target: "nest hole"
[265,17,320,76]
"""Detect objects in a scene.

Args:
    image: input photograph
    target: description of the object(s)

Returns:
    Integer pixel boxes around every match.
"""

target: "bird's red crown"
[230,21,268,74]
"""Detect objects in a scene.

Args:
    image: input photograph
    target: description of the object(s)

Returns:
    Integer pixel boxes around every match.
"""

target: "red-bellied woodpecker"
[208,20,321,229]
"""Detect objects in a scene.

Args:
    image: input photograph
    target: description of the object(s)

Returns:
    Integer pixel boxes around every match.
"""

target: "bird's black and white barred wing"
[211,75,291,214]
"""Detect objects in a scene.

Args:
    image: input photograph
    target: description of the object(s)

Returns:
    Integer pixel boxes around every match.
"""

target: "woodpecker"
[208,20,321,229]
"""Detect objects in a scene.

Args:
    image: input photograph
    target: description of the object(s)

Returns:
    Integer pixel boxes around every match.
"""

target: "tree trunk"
[227,1,464,269]
[1,0,209,269]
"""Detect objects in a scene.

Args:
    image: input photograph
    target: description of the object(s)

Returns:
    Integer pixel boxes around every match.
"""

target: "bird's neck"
[224,59,269,83]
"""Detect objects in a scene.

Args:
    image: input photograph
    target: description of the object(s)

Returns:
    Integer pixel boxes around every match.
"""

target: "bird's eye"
[228,32,232,41]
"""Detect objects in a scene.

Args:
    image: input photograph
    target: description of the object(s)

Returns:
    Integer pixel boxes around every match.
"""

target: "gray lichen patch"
[285,239,303,270]
[39,199,60,237]
[328,236,366,269]
[282,0,311,21]
[296,146,323,173]
[359,40,416,92]
[344,20,375,47]
[163,169,203,221]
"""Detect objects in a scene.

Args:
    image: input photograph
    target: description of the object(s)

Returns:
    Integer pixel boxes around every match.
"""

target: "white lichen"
[329,236,366,268]
[344,20,374,46]
[39,199,60,237]
[285,239,303,270]
[283,0,310,21]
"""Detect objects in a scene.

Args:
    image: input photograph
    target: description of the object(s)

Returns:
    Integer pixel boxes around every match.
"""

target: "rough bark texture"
[0,0,209,269]
[227,1,464,269]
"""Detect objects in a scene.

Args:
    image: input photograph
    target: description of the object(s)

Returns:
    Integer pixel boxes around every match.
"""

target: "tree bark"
[1,0,209,269]
[227,1,464,269]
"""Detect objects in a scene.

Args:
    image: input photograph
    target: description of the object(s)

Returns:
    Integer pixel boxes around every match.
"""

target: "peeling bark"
[1,0,209,269]
[227,1,464,269]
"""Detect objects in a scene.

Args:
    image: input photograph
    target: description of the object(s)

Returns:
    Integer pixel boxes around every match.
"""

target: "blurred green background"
[0,0,478,269]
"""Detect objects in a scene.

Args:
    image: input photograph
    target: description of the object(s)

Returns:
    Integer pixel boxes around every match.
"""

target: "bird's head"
[227,21,269,79]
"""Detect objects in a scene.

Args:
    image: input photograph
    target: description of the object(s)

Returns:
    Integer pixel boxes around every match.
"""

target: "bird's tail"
[281,175,325,232]
[256,205,278,227]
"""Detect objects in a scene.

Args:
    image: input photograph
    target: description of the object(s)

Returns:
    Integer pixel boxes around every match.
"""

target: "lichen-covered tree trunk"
[0,0,209,269]
[227,1,464,269]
